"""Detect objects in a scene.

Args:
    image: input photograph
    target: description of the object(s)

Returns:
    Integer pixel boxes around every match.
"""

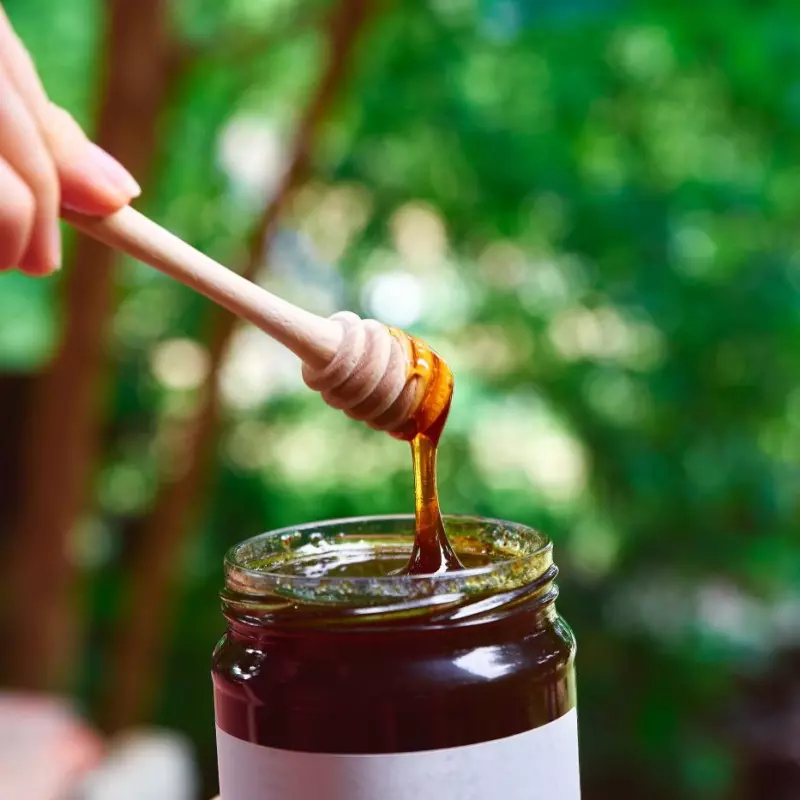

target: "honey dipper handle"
[61,205,342,368]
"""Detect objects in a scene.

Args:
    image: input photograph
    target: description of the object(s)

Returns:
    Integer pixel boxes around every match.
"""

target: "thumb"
[45,104,141,216]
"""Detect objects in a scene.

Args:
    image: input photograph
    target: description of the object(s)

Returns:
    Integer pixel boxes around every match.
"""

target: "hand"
[0,6,141,275]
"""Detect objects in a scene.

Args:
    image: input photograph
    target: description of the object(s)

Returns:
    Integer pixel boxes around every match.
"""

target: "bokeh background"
[1,0,799,797]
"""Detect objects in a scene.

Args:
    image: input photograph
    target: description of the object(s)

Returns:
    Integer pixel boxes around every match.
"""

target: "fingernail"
[49,221,62,270]
[88,143,141,198]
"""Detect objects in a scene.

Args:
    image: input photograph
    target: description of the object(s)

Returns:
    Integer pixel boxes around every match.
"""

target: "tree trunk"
[101,0,376,733]
[1,0,174,691]
[0,375,32,535]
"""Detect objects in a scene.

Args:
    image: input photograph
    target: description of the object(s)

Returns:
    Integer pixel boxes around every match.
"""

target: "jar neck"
[222,562,560,640]
[221,515,557,638]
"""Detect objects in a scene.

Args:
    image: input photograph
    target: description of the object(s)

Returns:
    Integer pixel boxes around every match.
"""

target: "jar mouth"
[223,514,553,606]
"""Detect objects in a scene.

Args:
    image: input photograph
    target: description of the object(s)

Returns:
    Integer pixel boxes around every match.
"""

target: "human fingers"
[0,156,35,272]
[0,63,60,274]
[0,8,139,219]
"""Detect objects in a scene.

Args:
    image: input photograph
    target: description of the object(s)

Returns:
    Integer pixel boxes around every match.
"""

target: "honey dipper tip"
[302,312,442,436]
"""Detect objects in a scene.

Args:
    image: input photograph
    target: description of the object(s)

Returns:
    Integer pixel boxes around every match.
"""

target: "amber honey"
[389,332,462,574]
[213,516,576,754]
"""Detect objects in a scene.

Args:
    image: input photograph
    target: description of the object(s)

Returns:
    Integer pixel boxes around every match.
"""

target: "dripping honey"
[389,331,463,574]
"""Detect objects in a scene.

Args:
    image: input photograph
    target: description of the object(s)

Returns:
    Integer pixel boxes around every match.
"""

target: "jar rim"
[223,514,553,604]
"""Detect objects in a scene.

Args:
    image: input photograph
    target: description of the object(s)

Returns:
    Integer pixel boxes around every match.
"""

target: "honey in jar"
[212,515,580,799]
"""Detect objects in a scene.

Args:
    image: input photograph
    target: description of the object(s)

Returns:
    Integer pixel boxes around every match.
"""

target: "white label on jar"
[216,708,580,799]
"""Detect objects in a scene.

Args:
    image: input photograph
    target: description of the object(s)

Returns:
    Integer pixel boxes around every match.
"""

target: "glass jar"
[212,515,580,799]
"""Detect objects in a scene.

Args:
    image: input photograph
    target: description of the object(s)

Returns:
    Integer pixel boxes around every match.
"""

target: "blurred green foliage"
[3,0,800,797]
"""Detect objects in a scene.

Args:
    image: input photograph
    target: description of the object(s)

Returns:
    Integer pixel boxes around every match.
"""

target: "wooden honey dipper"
[62,206,442,436]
